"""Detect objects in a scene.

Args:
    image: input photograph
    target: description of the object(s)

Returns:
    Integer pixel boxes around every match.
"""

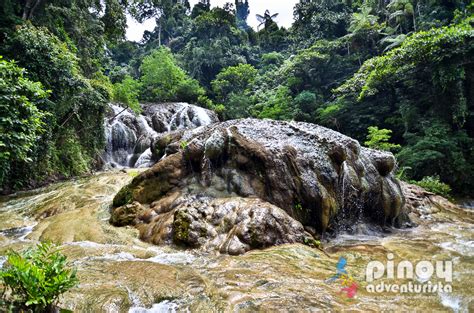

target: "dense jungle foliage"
[0,0,472,195]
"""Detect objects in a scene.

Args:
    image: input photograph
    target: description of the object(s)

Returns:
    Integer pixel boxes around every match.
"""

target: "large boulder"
[111,119,405,253]
[133,195,313,255]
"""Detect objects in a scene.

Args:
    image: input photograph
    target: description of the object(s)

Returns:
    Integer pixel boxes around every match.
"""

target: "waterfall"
[103,103,218,169]
[134,148,153,168]
[168,105,189,132]
[167,103,214,132]
[335,160,366,232]
[103,104,140,168]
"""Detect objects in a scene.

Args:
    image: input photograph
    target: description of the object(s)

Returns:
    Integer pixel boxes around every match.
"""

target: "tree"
[397,122,473,192]
[3,0,129,76]
[140,47,204,102]
[180,6,249,87]
[113,75,142,114]
[257,19,290,52]
[387,0,415,33]
[211,64,257,119]
[292,0,350,48]
[365,126,401,151]
[19,0,48,20]
[140,0,191,47]
[256,86,294,120]
[348,5,379,35]
[101,0,128,42]
[235,0,250,30]
[2,25,107,189]
[0,57,48,186]
[212,64,258,101]
[191,0,211,18]
[256,9,279,30]
[333,18,474,193]
[293,91,321,122]
[380,33,407,52]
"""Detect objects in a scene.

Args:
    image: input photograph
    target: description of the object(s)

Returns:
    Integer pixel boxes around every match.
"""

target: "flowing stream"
[0,104,473,312]
[0,171,472,312]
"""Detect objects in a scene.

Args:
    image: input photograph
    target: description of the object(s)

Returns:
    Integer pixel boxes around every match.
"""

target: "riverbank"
[0,171,472,311]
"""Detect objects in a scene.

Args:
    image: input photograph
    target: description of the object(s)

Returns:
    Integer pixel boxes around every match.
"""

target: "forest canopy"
[0,0,472,195]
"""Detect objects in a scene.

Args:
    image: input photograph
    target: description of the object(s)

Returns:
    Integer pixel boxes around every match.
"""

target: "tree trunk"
[28,0,44,19]
[412,4,417,32]
[158,23,162,46]
[22,0,35,19]
[22,0,44,20]
[109,107,128,124]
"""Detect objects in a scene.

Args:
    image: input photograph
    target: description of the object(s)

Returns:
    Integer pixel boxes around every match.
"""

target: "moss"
[173,210,191,244]
[110,202,143,226]
[113,185,133,207]
[128,170,139,178]
[303,237,322,249]
[153,295,177,303]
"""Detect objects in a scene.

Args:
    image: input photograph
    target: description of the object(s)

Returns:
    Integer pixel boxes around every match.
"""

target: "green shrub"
[113,75,142,114]
[211,64,257,100]
[395,166,412,181]
[411,175,452,198]
[365,126,401,152]
[257,86,293,120]
[175,78,205,103]
[0,242,78,312]
[197,95,225,119]
[113,185,133,207]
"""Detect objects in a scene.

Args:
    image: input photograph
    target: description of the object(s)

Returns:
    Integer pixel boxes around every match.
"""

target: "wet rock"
[143,102,219,132]
[400,182,474,224]
[132,195,312,254]
[112,119,405,253]
[103,102,218,169]
[204,130,226,159]
[110,201,145,226]
[60,260,207,312]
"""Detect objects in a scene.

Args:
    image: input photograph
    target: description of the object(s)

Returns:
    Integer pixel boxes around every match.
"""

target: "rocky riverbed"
[110,118,406,254]
[0,170,472,312]
[1,103,472,312]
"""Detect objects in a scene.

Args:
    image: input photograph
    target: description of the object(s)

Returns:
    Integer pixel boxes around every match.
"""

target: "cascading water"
[167,103,213,132]
[103,103,218,169]
[461,200,474,209]
[334,158,381,235]
[134,148,153,168]
[103,104,142,168]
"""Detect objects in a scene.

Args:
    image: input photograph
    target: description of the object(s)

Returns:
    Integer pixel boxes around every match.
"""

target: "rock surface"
[135,196,312,255]
[102,103,218,168]
[1,171,471,311]
[401,182,474,224]
[111,119,406,254]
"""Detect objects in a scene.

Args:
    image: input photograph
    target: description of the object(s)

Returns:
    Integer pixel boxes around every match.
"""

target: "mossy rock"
[113,186,133,207]
[173,210,191,244]
[110,201,144,226]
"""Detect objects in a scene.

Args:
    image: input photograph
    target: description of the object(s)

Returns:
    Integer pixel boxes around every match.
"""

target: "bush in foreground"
[0,242,78,312]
